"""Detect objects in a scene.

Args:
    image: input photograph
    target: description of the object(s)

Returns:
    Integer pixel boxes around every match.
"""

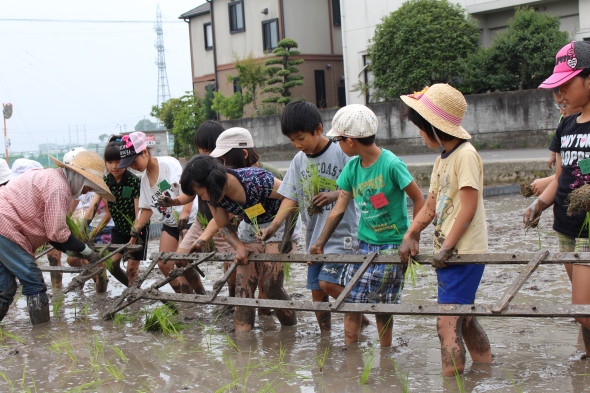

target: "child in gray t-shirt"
[261,101,360,332]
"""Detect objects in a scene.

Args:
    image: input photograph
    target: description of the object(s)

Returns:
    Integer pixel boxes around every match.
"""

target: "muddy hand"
[312,191,338,208]
[399,232,420,264]
[309,243,323,255]
[432,247,453,269]
[258,223,278,242]
[177,216,189,233]
[157,195,175,207]
[235,247,250,266]
[189,239,206,254]
[523,197,549,229]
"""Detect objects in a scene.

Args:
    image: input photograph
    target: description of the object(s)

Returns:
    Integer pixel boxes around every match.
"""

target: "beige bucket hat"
[400,84,471,140]
[50,151,115,202]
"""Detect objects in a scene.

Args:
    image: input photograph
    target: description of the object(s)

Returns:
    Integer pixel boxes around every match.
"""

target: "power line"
[0,18,183,24]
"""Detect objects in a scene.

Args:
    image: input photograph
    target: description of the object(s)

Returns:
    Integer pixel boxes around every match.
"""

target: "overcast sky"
[0,0,205,153]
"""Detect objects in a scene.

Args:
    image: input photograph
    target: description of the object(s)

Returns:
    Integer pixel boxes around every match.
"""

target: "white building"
[341,0,590,105]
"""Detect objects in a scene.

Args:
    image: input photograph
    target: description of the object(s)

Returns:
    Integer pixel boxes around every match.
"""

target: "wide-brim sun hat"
[539,41,590,89]
[326,104,378,138]
[400,84,471,140]
[210,127,254,158]
[50,151,115,202]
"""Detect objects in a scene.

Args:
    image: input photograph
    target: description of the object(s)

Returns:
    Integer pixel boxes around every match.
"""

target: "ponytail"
[180,155,227,205]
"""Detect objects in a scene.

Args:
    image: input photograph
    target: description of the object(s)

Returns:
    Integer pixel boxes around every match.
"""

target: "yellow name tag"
[244,203,266,219]
[318,176,337,191]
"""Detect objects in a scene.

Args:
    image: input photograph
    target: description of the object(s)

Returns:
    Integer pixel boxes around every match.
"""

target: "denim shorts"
[306,262,346,290]
[0,235,47,306]
[344,241,404,304]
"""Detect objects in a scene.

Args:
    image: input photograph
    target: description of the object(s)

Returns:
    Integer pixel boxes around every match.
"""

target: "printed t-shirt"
[105,170,142,234]
[279,141,359,253]
[428,141,488,253]
[217,167,280,225]
[337,148,413,245]
[259,161,283,180]
[550,114,590,238]
[138,156,197,227]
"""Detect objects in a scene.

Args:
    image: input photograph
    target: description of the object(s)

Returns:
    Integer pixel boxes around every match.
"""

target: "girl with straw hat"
[0,150,114,325]
[398,83,492,376]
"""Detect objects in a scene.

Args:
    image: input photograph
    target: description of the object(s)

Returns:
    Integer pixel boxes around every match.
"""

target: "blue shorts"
[306,262,346,290]
[344,242,404,304]
[437,264,485,304]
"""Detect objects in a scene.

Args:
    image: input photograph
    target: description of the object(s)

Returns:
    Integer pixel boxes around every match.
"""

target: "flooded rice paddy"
[1,194,589,392]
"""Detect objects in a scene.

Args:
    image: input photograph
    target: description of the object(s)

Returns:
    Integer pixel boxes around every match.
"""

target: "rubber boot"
[0,303,9,322]
[27,292,50,325]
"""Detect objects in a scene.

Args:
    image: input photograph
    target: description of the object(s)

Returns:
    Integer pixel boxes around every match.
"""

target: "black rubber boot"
[0,303,9,322]
[27,292,50,325]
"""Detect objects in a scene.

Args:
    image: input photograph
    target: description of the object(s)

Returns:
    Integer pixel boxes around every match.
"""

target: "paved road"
[267,148,551,170]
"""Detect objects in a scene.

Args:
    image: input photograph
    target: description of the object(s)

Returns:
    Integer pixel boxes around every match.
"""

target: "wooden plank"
[332,253,378,310]
[40,266,84,273]
[137,291,590,317]
[208,261,237,302]
[492,250,548,314]
[149,251,590,265]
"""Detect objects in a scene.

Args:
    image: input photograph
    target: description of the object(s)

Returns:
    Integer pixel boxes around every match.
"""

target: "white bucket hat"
[326,104,378,138]
[0,160,11,184]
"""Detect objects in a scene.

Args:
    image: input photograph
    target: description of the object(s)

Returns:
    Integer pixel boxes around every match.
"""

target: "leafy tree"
[151,93,205,157]
[203,85,217,120]
[368,0,479,100]
[134,118,158,131]
[460,7,569,93]
[98,134,109,143]
[262,38,304,105]
[230,52,267,113]
[211,91,245,119]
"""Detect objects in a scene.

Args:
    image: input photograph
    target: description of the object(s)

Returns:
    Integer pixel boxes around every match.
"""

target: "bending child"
[398,84,492,376]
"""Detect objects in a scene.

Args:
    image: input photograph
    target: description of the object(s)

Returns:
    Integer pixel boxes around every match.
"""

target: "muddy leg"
[261,261,296,326]
[257,279,271,315]
[572,265,590,333]
[108,256,129,287]
[127,259,140,286]
[159,231,193,294]
[311,289,331,331]
[320,280,370,328]
[235,263,258,332]
[344,313,362,345]
[175,259,206,295]
[437,315,467,377]
[95,266,109,293]
[462,316,492,363]
[46,250,63,289]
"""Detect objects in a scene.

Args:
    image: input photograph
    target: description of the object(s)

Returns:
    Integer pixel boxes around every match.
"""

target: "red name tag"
[369,192,389,209]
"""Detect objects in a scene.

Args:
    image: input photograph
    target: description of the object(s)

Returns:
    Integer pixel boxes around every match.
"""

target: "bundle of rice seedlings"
[66,215,92,243]
[519,182,534,198]
[196,213,215,252]
[300,163,323,216]
[566,184,590,237]
[143,305,186,341]
[404,257,426,287]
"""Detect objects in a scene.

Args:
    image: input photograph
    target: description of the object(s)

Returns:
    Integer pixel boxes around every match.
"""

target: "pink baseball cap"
[539,41,590,89]
[118,132,148,168]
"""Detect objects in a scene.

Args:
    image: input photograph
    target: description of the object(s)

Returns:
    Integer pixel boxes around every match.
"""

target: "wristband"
[79,244,93,257]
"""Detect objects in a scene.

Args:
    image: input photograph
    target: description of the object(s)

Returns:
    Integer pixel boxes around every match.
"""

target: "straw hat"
[50,151,115,202]
[400,84,471,140]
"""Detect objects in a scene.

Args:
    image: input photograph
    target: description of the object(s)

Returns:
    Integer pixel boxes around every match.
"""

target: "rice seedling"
[143,305,186,341]
[391,359,410,393]
[221,356,239,391]
[113,310,137,325]
[258,377,285,393]
[111,345,128,363]
[47,335,77,362]
[20,364,37,393]
[316,346,330,372]
[0,325,25,344]
[505,370,524,393]
[299,162,322,216]
[65,379,107,393]
[196,213,215,251]
[225,333,239,352]
[283,262,292,282]
[103,361,124,381]
[358,345,377,385]
[404,256,426,287]
[52,293,64,319]
[171,209,181,225]
[442,354,466,393]
[0,371,14,389]
[81,304,89,321]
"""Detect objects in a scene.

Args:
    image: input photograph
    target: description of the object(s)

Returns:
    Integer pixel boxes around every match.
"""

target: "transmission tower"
[155,5,171,107]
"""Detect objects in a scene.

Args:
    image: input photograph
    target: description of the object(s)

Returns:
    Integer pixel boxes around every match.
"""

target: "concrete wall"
[220,89,560,160]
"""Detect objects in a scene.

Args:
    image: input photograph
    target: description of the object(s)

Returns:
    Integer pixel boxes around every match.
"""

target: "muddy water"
[1,195,588,392]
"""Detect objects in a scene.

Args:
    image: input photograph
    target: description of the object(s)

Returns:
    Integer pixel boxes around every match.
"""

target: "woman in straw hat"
[0,150,114,325]
[398,84,492,376]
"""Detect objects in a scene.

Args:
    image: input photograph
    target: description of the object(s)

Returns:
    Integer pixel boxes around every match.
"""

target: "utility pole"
[68,126,71,147]
[84,125,86,146]
[155,5,171,109]
[76,125,79,146]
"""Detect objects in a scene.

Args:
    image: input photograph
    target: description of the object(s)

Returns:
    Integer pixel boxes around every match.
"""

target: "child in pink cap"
[524,41,590,358]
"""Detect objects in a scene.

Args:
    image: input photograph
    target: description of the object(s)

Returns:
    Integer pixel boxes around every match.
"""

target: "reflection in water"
[0,195,586,391]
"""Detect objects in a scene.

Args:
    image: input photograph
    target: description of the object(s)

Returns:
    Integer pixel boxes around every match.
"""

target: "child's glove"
[431,247,453,269]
